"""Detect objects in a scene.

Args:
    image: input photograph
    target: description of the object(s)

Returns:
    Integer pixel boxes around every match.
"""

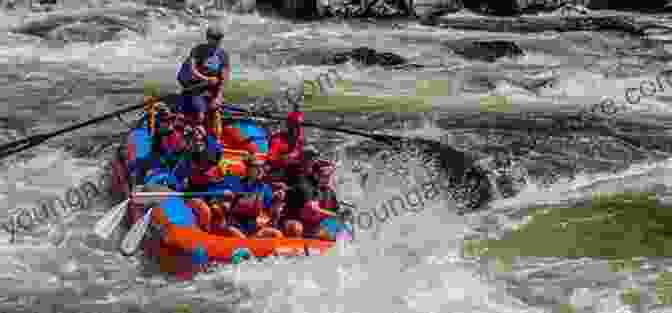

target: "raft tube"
[112,114,347,278]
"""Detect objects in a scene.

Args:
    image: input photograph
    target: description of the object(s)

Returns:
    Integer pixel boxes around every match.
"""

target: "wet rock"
[317,0,411,18]
[421,12,647,36]
[587,0,670,11]
[146,0,187,10]
[463,0,520,16]
[450,40,524,62]
[289,47,407,67]
[323,47,407,66]
[281,0,319,19]
[12,7,148,42]
[422,0,670,17]
[45,21,125,42]
[231,0,256,13]
[412,0,462,19]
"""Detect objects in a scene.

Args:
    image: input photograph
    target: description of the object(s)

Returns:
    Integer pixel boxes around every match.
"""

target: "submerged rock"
[45,21,127,42]
[12,7,148,42]
[449,40,524,62]
[323,47,407,66]
[463,0,520,16]
[288,47,407,67]
[316,0,412,18]
[281,0,320,19]
[419,0,671,17]
[411,0,462,18]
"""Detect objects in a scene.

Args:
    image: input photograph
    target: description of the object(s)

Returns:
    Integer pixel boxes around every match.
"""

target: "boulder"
[411,0,461,18]
[12,7,148,41]
[419,0,672,17]
[587,0,668,11]
[462,0,520,15]
[144,0,187,9]
[231,0,255,13]
[281,0,318,19]
[449,40,525,62]
[318,0,411,18]
[288,47,407,67]
[323,47,407,66]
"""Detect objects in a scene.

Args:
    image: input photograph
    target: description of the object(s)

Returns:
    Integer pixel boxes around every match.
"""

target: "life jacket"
[208,176,273,217]
[144,169,183,191]
[177,44,228,91]
[151,196,196,228]
[268,112,304,170]
[216,118,269,154]
[190,159,212,187]
[161,128,187,154]
[127,127,152,173]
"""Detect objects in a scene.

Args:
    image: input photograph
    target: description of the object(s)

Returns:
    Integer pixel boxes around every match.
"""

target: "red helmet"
[287,112,304,125]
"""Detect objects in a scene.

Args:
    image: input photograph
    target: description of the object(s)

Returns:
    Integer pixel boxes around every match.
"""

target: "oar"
[131,191,254,197]
[217,106,494,210]
[92,190,248,240]
[119,207,152,256]
[93,199,130,240]
[0,81,209,160]
[215,105,397,144]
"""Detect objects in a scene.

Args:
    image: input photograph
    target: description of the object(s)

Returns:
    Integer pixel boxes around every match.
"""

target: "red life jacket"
[268,112,305,169]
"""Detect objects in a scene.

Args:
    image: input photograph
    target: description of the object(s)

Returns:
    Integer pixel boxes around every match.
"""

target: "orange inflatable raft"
[111,114,348,278]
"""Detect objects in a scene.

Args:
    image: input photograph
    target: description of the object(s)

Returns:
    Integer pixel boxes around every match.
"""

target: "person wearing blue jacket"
[176,24,231,129]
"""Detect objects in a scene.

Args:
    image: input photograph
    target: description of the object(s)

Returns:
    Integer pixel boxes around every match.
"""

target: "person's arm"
[212,52,230,104]
[190,58,210,81]
[188,47,210,81]
[285,126,304,166]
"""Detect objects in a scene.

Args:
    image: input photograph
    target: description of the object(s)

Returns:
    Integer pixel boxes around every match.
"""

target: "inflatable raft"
[109,107,351,278]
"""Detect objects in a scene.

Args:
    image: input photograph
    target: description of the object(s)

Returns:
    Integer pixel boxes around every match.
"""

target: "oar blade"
[120,208,152,256]
[93,199,129,240]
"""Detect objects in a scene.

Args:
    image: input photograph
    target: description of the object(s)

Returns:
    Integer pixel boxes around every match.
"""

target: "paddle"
[119,207,152,256]
[0,81,209,160]
[93,198,130,240]
[211,104,494,210]
[92,189,254,240]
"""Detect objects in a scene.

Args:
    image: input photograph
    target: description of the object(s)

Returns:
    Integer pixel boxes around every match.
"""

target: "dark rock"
[451,40,524,62]
[463,0,520,16]
[587,0,669,11]
[145,0,186,10]
[421,14,646,36]
[280,0,319,19]
[317,0,412,18]
[12,7,148,42]
[323,47,407,66]
[411,0,462,19]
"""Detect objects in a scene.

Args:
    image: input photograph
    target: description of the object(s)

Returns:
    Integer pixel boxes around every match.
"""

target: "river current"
[2,2,672,313]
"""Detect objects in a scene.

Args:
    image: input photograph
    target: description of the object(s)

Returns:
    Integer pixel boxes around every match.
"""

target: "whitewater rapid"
[2,3,672,313]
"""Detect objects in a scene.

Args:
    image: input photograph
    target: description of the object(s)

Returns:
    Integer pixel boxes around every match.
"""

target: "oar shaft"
[0,81,209,160]
[132,191,254,197]
[217,106,398,143]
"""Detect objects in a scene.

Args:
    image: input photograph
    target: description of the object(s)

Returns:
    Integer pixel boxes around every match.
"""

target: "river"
[2,2,672,313]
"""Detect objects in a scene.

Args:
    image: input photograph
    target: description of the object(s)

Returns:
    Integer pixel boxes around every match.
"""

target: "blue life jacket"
[128,127,152,173]
[208,176,273,209]
[159,196,195,227]
[177,45,228,86]
[145,169,184,191]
